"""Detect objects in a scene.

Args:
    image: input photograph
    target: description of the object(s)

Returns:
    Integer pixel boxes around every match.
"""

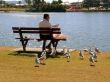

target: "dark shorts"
[40,34,53,39]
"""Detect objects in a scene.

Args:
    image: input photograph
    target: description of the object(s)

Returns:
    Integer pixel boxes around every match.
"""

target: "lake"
[0,12,110,51]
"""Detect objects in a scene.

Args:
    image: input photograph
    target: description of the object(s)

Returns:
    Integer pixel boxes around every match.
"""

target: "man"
[39,14,66,55]
[39,14,58,52]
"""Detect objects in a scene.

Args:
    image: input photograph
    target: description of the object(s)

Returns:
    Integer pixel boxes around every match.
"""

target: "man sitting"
[39,14,66,55]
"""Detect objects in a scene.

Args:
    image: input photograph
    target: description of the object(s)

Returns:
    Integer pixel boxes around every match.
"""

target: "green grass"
[0,8,25,12]
[0,46,110,82]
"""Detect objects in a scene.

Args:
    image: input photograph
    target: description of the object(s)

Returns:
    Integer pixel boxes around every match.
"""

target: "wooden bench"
[12,27,66,52]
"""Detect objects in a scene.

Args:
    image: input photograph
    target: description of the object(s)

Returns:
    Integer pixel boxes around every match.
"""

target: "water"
[0,12,110,51]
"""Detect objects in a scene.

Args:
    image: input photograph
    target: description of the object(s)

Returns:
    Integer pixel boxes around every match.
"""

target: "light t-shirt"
[39,19,51,35]
[39,19,51,28]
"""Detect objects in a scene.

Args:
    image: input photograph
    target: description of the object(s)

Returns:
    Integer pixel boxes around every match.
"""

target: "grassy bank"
[0,46,110,82]
[0,8,26,12]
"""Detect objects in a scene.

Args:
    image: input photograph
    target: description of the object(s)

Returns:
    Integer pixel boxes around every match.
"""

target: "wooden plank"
[12,27,20,33]
[12,27,61,33]
[15,38,34,40]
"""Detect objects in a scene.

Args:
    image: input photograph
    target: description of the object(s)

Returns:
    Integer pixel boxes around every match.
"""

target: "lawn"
[0,46,110,82]
[0,8,25,12]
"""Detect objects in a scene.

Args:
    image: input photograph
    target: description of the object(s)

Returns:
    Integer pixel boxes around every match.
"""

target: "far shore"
[1,8,110,13]
[67,9,110,12]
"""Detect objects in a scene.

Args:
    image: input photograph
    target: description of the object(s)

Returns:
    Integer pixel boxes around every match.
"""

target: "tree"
[92,0,100,7]
[52,0,59,4]
[102,0,109,3]
[25,0,32,6]
[30,0,44,11]
[32,0,41,6]
[52,0,62,4]
[83,0,93,9]
[0,0,3,4]
[0,0,6,7]
[27,0,66,12]
[102,0,110,8]
[18,1,22,4]
[41,0,45,3]
[83,0,100,9]
[58,0,63,4]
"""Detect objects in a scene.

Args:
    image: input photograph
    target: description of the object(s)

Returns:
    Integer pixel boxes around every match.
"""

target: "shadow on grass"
[8,51,41,57]
[8,50,64,58]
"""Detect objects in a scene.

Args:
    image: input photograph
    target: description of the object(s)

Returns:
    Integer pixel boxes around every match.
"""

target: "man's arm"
[52,24,59,28]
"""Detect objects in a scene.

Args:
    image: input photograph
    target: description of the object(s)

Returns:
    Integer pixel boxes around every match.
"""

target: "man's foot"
[46,45,51,49]
[46,46,52,51]
[49,50,56,56]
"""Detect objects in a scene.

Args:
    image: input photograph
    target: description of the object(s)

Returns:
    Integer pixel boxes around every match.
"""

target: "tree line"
[0,0,66,12]
[83,0,110,9]
[26,0,110,11]
[25,0,66,12]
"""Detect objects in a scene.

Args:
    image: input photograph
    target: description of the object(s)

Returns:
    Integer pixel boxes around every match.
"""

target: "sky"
[4,0,83,3]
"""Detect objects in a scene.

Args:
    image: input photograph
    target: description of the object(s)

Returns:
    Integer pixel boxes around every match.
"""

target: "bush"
[26,3,66,12]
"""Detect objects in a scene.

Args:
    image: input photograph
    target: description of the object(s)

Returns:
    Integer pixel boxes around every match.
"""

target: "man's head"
[43,14,50,21]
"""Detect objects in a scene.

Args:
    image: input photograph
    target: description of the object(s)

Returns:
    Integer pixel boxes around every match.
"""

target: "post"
[19,28,26,51]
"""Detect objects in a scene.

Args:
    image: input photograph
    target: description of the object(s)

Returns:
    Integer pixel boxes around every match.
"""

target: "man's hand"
[52,24,59,28]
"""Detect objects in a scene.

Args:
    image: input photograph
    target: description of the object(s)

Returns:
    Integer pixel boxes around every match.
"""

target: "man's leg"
[49,40,58,56]
[46,41,51,48]
[42,40,46,51]
[54,41,58,50]
[47,40,59,49]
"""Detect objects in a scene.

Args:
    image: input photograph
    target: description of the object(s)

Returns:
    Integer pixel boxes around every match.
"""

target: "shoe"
[46,46,52,52]
[46,45,51,49]
[49,50,56,56]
